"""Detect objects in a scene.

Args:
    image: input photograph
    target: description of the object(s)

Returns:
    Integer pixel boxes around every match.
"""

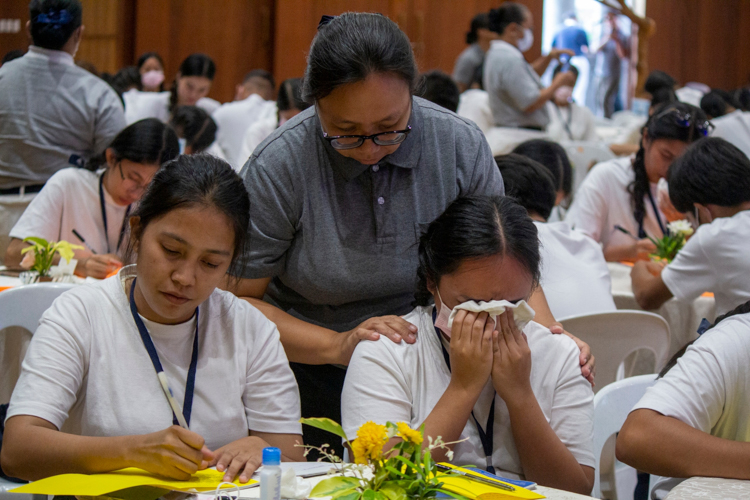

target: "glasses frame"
[117,162,148,192]
[319,104,414,151]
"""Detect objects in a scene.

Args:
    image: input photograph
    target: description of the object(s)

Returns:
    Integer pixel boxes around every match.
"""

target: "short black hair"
[415,195,540,306]
[137,52,164,71]
[494,154,556,220]
[644,70,676,95]
[2,49,25,64]
[512,139,573,199]
[277,78,310,112]
[553,63,579,80]
[735,87,750,112]
[243,69,275,89]
[650,87,677,108]
[668,137,750,212]
[170,106,218,154]
[466,13,489,44]
[87,118,179,171]
[302,12,419,102]
[488,2,528,35]
[29,0,82,50]
[418,70,460,113]
[108,66,141,96]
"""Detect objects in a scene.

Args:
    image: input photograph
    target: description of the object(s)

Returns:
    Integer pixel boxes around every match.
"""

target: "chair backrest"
[561,140,615,194]
[592,374,658,499]
[0,283,76,332]
[560,310,670,393]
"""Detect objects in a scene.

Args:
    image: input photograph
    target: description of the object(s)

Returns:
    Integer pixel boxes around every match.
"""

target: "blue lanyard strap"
[129,278,199,427]
[637,189,666,240]
[99,172,131,254]
[432,308,496,474]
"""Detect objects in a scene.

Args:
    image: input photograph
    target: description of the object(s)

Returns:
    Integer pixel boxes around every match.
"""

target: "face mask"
[141,70,165,89]
[517,28,534,53]
[434,289,453,337]
[554,85,574,103]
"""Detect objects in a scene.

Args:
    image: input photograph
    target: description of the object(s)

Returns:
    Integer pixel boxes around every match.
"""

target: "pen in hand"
[614,225,638,240]
[72,229,97,254]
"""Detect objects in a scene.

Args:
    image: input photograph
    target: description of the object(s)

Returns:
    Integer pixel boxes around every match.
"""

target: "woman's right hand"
[448,310,497,397]
[128,426,214,480]
[79,254,122,279]
[634,238,657,261]
[345,315,418,344]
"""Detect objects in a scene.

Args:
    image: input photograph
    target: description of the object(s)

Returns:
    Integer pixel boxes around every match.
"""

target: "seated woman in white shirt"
[545,64,598,143]
[496,154,615,319]
[4,118,179,278]
[342,196,595,494]
[566,102,709,262]
[0,155,304,483]
[512,139,573,218]
[632,138,750,315]
[170,105,218,155]
[124,53,220,124]
[616,299,750,494]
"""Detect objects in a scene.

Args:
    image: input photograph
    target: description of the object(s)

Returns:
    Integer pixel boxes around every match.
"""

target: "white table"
[665,477,750,499]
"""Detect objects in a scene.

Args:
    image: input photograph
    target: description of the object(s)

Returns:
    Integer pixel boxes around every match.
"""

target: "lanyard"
[99,173,131,254]
[433,308,496,474]
[637,189,666,239]
[555,105,574,140]
[129,278,199,427]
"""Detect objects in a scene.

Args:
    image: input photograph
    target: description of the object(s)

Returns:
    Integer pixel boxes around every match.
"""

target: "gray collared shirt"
[484,40,549,128]
[0,46,125,188]
[236,97,504,332]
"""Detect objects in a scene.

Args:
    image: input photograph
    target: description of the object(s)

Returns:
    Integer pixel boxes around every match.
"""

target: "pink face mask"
[141,70,165,89]
[434,289,454,337]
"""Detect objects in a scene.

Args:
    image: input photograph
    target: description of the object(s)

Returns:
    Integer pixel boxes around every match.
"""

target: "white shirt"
[211,94,274,170]
[457,90,493,134]
[536,221,616,320]
[342,306,595,479]
[566,157,666,252]
[711,110,750,160]
[661,210,750,316]
[7,266,302,450]
[0,46,125,188]
[237,111,278,172]
[123,90,221,125]
[9,167,129,257]
[546,102,599,142]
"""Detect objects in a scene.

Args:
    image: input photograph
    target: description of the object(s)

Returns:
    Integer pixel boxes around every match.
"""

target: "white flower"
[668,219,694,237]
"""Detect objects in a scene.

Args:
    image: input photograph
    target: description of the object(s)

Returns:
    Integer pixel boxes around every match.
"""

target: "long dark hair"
[415,196,540,306]
[302,13,419,102]
[169,53,216,113]
[29,0,82,51]
[128,154,250,277]
[488,2,527,35]
[137,51,165,91]
[466,13,489,44]
[87,118,179,171]
[170,106,217,154]
[629,102,708,233]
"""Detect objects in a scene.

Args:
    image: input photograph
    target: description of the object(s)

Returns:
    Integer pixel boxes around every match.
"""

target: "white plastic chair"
[560,140,616,194]
[592,374,658,499]
[0,283,74,500]
[560,310,670,393]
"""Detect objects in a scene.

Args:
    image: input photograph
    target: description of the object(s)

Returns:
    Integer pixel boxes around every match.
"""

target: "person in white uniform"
[545,65,598,143]
[0,0,126,261]
[483,2,576,130]
[170,106,218,155]
[5,119,179,278]
[631,138,750,316]
[616,301,750,495]
[124,54,220,124]
[511,139,573,218]
[707,92,750,159]
[566,102,709,262]
[496,154,615,319]
[211,70,275,169]
[342,196,595,495]
[1,155,304,484]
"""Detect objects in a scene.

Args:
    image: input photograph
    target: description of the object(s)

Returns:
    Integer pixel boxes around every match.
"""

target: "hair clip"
[696,317,712,336]
[35,9,72,26]
[318,15,336,30]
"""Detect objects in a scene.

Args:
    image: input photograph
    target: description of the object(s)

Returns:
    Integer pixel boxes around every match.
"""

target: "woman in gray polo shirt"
[228,12,593,452]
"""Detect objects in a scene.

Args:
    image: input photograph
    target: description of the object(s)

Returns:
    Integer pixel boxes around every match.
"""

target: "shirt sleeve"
[500,58,542,112]
[661,229,715,302]
[565,169,609,243]
[341,341,413,440]
[8,174,66,241]
[460,129,505,197]
[6,290,90,429]
[92,87,126,155]
[452,50,474,86]
[242,305,302,434]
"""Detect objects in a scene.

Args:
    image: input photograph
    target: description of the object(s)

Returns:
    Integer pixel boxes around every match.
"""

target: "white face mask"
[517,28,534,53]
[554,85,574,104]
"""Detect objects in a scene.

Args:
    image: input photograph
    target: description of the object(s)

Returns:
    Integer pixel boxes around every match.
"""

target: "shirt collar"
[27,45,75,66]
[490,39,520,53]
[320,97,424,181]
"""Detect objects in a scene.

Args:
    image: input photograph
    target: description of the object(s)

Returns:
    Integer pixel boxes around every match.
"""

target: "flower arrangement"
[20,237,81,279]
[301,418,466,500]
[649,219,694,263]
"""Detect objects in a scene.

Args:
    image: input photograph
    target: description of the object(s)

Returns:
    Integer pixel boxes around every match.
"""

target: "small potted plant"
[649,219,694,264]
[19,237,82,283]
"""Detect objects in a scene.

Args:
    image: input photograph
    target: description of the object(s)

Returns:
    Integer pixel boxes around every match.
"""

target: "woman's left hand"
[208,435,270,483]
[491,309,533,402]
[550,324,596,386]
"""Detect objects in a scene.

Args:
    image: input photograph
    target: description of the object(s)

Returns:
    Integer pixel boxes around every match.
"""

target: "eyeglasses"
[652,107,714,137]
[322,126,413,150]
[117,162,148,192]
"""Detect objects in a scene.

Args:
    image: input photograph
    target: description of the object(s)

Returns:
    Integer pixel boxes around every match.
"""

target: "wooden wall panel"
[134,0,274,104]
[0,0,28,58]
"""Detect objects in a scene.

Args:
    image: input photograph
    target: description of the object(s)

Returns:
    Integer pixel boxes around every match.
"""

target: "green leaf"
[23,236,49,247]
[379,484,407,500]
[362,490,385,500]
[301,417,349,442]
[310,477,361,498]
[390,455,419,472]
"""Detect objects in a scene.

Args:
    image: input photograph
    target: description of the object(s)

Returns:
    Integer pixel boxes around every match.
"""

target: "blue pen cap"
[262,447,281,466]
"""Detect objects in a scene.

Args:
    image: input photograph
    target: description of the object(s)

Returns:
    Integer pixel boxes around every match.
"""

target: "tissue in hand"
[446,299,535,331]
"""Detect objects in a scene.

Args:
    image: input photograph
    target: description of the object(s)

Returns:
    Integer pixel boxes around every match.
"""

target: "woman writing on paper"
[1,155,304,483]
[341,196,595,494]
[4,119,179,278]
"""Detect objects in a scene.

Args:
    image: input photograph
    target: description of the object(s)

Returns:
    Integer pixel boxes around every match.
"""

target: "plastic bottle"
[260,447,282,500]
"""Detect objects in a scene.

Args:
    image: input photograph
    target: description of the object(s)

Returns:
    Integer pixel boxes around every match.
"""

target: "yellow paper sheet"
[10,467,257,496]
[436,464,545,500]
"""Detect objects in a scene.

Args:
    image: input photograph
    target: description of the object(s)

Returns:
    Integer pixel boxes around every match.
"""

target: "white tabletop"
[665,477,750,499]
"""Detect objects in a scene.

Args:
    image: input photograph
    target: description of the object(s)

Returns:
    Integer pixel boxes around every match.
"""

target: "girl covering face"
[2,155,304,483]
[342,196,595,494]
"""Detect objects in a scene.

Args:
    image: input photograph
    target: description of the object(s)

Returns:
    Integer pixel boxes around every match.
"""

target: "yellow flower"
[351,421,387,464]
[396,422,423,445]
